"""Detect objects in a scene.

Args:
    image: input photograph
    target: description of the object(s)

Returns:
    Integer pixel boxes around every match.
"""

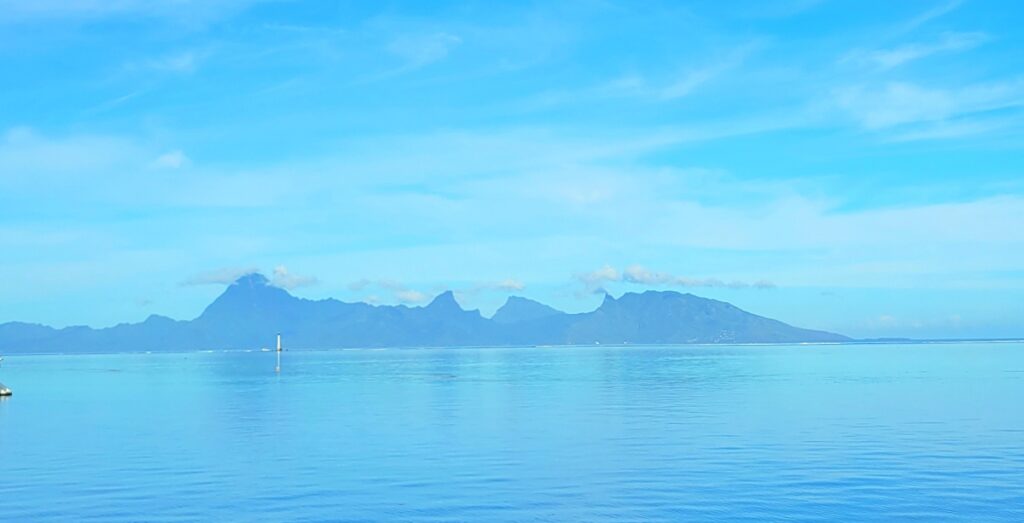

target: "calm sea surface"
[1,343,1023,521]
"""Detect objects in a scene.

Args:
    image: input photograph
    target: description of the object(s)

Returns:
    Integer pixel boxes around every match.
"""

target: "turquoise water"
[2,343,1023,521]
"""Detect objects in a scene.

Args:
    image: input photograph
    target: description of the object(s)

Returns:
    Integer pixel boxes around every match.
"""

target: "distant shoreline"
[4,338,1023,358]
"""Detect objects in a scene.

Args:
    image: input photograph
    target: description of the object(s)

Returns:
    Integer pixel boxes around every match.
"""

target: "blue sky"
[2,0,1023,339]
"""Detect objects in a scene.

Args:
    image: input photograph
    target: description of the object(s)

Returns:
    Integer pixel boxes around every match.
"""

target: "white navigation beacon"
[274,333,282,373]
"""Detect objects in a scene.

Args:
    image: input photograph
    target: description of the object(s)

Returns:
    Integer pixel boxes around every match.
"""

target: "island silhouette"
[0,273,848,354]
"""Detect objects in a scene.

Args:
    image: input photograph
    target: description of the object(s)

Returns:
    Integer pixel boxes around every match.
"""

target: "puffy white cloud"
[576,265,621,293]
[576,265,774,294]
[270,265,317,290]
[351,276,523,305]
[349,278,430,304]
[395,289,429,304]
[623,265,774,289]
[183,265,317,289]
[467,278,527,293]
[495,278,526,292]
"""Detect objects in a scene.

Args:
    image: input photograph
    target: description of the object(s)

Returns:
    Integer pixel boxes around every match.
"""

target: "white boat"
[0,383,10,396]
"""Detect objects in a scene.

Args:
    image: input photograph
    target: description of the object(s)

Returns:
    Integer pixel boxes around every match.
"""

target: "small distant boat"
[0,383,11,397]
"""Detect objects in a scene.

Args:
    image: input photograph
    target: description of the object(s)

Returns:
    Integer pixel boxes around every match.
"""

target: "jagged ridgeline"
[0,273,848,353]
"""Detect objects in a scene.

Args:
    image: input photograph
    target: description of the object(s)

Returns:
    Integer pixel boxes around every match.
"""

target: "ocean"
[2,342,1022,521]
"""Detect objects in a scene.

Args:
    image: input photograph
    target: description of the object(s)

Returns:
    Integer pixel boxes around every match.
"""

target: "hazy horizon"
[5,269,1021,343]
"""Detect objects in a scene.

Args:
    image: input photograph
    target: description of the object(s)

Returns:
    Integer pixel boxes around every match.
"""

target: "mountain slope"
[491,296,565,324]
[0,273,849,353]
[564,291,847,344]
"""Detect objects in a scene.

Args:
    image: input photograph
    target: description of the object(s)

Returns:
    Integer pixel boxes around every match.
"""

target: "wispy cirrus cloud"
[353,29,463,82]
[659,44,758,100]
[124,50,208,75]
[527,42,758,107]
[901,0,963,33]
[0,0,263,24]
[834,78,1024,132]
[5,1,1024,337]
[843,31,989,70]
[349,278,398,292]
[82,91,144,116]
[146,51,201,73]
[388,31,462,70]
[152,150,190,169]
[0,127,145,177]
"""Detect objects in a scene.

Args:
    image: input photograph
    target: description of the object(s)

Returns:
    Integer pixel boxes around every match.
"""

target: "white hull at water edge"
[0,383,11,396]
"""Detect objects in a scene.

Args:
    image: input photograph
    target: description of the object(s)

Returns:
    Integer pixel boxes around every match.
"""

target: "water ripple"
[1,343,1023,521]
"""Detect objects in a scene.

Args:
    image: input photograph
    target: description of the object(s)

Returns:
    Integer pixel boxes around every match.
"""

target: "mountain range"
[0,273,849,354]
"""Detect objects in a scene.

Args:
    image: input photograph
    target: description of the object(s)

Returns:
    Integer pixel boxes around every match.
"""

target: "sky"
[1,0,1023,339]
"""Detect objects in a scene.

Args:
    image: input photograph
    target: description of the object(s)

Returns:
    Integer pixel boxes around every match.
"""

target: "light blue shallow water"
[2,343,1023,522]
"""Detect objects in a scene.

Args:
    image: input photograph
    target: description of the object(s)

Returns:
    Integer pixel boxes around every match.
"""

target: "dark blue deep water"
[2,343,1023,521]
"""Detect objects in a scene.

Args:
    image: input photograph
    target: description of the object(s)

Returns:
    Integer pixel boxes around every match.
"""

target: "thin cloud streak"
[181,266,259,286]
[902,0,963,33]
[843,32,989,70]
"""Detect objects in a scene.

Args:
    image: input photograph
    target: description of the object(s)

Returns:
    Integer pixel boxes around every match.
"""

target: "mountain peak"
[198,272,293,324]
[600,292,616,307]
[426,290,462,311]
[233,273,270,287]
